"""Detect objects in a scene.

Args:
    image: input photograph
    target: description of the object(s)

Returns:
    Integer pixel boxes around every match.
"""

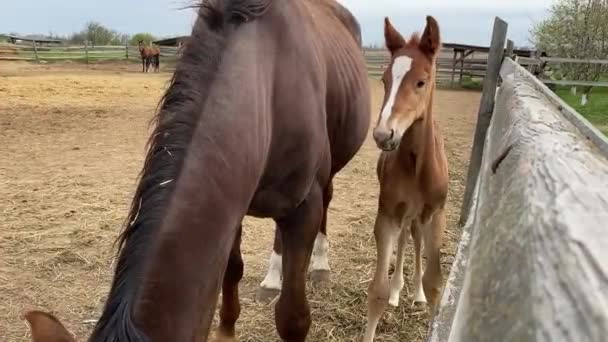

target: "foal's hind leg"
[388,219,410,307]
[364,206,401,342]
[422,209,446,314]
[275,184,323,342]
[411,219,427,306]
[309,180,333,283]
[215,225,244,342]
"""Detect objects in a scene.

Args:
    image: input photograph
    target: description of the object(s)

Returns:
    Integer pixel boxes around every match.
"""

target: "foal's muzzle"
[373,128,398,151]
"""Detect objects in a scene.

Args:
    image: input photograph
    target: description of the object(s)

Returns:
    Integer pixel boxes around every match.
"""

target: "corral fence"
[0,43,180,64]
[364,43,534,88]
[516,55,608,88]
[428,17,608,342]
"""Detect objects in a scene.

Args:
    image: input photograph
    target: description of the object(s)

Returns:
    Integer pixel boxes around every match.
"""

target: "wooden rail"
[0,44,180,63]
[428,57,608,342]
[515,55,608,88]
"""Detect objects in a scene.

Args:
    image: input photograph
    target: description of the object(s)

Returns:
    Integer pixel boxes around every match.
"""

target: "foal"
[364,16,448,342]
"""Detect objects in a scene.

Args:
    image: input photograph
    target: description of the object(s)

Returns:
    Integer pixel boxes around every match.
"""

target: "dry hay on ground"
[0,61,479,341]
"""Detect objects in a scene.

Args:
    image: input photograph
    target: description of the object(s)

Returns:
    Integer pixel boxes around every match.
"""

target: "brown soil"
[0,61,479,341]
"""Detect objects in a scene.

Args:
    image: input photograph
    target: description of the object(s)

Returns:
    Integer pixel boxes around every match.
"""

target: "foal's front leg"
[275,185,323,342]
[364,205,401,342]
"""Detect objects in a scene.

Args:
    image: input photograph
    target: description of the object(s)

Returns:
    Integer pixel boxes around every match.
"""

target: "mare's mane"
[91,0,272,340]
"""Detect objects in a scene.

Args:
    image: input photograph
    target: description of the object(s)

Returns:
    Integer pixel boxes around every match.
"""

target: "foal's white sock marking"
[379,56,413,128]
[310,232,330,272]
[260,251,282,290]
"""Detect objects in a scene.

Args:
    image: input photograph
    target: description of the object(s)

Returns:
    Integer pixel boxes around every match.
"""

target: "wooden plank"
[517,56,542,66]
[542,57,608,65]
[430,61,608,341]
[506,39,514,58]
[32,40,39,63]
[451,50,458,87]
[460,17,508,226]
[541,79,608,87]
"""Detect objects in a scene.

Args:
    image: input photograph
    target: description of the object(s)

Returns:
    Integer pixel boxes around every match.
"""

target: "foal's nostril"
[389,129,394,140]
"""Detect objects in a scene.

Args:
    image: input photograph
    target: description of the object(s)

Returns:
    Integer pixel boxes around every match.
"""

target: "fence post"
[125,43,129,60]
[32,40,40,63]
[84,42,89,64]
[506,39,514,59]
[459,17,508,225]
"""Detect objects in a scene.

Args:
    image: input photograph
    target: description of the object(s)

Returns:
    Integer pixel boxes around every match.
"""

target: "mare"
[138,40,160,73]
[24,0,370,341]
[363,16,449,342]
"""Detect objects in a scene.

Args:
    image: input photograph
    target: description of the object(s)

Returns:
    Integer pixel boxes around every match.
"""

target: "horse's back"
[302,0,371,171]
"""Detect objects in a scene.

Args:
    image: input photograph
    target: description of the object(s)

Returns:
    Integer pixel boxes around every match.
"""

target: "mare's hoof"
[255,287,280,304]
[310,269,330,283]
[212,333,238,342]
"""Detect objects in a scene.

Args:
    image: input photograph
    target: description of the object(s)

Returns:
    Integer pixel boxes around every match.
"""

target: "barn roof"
[153,36,189,46]
[7,35,64,44]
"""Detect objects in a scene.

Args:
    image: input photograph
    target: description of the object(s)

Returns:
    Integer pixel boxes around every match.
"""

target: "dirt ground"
[0,61,479,341]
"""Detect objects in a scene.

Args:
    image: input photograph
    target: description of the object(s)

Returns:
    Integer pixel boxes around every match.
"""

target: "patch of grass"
[460,76,483,90]
[555,86,608,136]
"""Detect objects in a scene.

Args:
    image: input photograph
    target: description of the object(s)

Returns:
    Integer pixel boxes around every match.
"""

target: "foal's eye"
[416,80,426,88]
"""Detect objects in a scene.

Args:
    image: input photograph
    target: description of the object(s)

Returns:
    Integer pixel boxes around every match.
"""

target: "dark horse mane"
[91,0,272,340]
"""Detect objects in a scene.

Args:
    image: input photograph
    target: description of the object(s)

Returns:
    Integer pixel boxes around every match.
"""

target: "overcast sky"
[1,0,554,47]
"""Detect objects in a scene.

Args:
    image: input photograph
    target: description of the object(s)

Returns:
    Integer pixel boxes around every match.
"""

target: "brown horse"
[363,16,448,342]
[24,0,370,341]
[138,40,160,73]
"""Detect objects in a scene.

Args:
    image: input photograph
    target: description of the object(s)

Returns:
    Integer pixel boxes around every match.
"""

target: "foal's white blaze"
[310,232,330,272]
[260,251,282,290]
[378,56,413,128]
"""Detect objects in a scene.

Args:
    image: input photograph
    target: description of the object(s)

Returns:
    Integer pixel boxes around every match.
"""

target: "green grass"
[555,86,608,136]
[460,76,483,90]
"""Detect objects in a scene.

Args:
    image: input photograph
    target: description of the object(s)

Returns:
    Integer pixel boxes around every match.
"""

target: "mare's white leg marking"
[389,227,409,307]
[260,251,282,290]
[310,232,330,272]
[378,55,413,128]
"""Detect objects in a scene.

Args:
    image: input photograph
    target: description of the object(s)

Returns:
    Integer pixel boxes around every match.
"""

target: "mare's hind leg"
[257,180,332,302]
[275,184,323,342]
[422,209,446,314]
[214,225,244,342]
[256,227,282,303]
[363,205,401,342]
[309,180,333,283]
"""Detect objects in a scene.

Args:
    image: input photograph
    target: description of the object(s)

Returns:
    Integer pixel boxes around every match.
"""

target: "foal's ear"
[384,17,406,54]
[23,311,76,342]
[419,16,441,58]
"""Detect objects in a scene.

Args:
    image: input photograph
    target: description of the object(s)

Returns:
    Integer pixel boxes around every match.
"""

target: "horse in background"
[24,0,370,341]
[138,40,160,73]
[364,16,449,342]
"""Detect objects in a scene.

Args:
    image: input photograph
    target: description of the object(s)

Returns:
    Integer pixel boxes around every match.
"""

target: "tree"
[130,33,157,46]
[532,0,608,103]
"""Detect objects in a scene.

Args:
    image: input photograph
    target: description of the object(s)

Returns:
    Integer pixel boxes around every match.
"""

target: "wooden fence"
[515,55,608,88]
[365,48,488,87]
[429,17,608,342]
[2,41,523,88]
[0,43,180,63]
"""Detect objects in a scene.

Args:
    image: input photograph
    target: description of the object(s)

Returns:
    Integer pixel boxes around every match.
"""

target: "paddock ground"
[0,61,479,341]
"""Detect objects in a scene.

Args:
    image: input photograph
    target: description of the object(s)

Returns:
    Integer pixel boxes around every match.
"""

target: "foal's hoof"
[255,287,280,304]
[412,300,427,309]
[310,269,330,283]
